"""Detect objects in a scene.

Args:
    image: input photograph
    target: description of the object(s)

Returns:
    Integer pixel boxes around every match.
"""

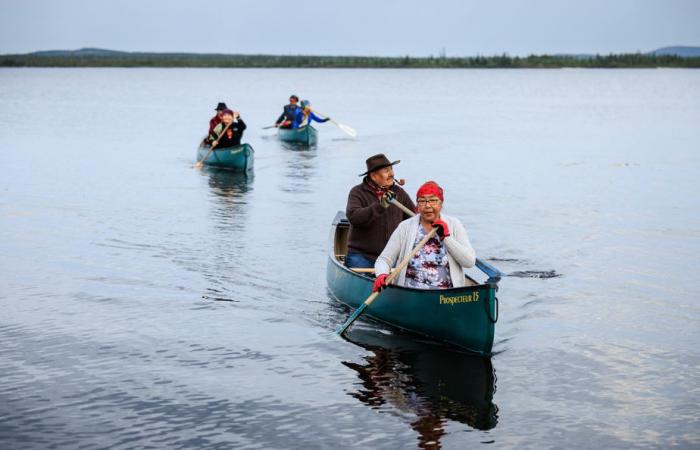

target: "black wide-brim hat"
[215,102,227,111]
[359,153,400,176]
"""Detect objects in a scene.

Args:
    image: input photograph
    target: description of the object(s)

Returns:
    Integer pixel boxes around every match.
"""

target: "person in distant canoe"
[373,181,476,291]
[345,154,415,268]
[292,100,330,129]
[208,109,247,148]
[275,95,300,129]
[208,102,228,137]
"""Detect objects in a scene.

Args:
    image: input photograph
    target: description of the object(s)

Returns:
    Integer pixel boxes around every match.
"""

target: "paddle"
[264,119,291,130]
[311,109,357,138]
[194,121,234,168]
[388,197,505,280]
[336,226,438,335]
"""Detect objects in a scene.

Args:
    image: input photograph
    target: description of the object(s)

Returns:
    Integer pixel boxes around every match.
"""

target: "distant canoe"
[278,126,318,145]
[327,212,499,355]
[196,143,254,172]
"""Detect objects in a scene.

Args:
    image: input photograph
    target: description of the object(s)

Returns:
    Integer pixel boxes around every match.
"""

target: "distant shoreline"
[2,49,699,68]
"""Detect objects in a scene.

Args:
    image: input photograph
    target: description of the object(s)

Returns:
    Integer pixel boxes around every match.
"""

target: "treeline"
[1,52,699,68]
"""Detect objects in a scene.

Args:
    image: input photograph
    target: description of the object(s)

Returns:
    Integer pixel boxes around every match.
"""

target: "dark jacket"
[209,119,247,148]
[346,179,415,259]
[276,104,300,128]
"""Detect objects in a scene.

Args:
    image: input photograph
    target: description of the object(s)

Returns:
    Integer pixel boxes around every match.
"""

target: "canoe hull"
[196,144,254,171]
[327,212,497,355]
[278,126,318,145]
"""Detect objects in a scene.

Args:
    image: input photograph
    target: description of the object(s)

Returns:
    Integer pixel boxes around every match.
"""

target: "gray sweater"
[374,214,476,288]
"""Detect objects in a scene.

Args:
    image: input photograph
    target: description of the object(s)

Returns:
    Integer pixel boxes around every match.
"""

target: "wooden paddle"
[194,121,234,168]
[388,197,504,280]
[311,109,357,138]
[350,268,398,273]
[336,226,438,335]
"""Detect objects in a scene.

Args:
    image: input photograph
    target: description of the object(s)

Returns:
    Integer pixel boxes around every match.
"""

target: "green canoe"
[196,143,254,172]
[327,212,500,355]
[278,126,318,145]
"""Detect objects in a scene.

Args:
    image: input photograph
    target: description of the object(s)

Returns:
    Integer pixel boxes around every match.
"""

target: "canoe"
[278,126,318,145]
[327,211,500,355]
[196,143,254,172]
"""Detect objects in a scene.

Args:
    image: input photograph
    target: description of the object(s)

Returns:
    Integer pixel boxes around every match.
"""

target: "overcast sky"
[1,0,699,56]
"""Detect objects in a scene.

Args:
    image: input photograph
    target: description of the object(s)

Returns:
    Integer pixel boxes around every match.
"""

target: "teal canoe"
[327,211,500,355]
[278,126,318,145]
[196,143,254,172]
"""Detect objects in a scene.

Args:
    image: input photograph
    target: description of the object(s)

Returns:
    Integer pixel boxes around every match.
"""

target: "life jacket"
[283,104,299,121]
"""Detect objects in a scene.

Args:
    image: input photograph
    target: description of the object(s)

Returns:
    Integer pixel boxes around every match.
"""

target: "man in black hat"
[207,102,228,138]
[345,154,415,268]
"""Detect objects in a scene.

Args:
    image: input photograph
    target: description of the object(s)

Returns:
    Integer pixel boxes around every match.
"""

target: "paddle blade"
[336,303,368,335]
[337,122,357,138]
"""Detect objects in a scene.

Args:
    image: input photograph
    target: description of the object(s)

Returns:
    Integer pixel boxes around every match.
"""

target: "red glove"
[432,219,450,240]
[372,274,389,292]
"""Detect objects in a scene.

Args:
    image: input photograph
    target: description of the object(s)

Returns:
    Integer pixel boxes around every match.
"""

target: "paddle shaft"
[350,267,398,273]
[310,109,357,137]
[336,227,438,335]
[195,121,234,167]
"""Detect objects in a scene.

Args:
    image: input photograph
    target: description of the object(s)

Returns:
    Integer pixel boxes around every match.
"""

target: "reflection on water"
[204,167,253,198]
[280,141,317,151]
[342,327,498,449]
[203,167,253,224]
[199,168,254,303]
[279,146,318,195]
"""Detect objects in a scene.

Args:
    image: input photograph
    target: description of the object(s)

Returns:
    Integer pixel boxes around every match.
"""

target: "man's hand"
[379,190,396,209]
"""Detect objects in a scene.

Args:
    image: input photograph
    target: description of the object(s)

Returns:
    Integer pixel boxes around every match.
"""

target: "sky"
[1,0,699,56]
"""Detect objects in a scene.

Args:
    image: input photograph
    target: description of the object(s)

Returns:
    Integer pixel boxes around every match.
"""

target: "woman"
[292,100,330,129]
[373,181,476,291]
[209,109,247,148]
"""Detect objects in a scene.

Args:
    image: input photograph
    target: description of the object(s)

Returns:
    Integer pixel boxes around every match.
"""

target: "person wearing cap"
[373,181,476,291]
[208,102,228,137]
[208,109,247,148]
[292,100,330,129]
[275,95,300,129]
[345,154,415,268]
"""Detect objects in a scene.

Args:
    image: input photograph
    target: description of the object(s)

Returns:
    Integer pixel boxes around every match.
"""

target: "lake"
[1,68,699,449]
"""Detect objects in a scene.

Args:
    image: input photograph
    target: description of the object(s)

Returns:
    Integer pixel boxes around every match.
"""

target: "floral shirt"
[405,224,453,289]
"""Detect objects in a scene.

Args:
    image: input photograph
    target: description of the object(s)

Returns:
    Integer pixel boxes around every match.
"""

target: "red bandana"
[416,181,444,201]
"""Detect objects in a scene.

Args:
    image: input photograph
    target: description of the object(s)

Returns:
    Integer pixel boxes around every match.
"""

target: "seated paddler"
[373,181,476,291]
[275,94,299,129]
[345,154,415,268]
[292,100,330,129]
[208,109,247,148]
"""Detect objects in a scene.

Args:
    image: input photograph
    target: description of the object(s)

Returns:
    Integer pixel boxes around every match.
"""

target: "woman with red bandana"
[373,181,476,291]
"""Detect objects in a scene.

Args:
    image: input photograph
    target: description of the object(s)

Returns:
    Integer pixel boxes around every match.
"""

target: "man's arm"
[346,188,386,226]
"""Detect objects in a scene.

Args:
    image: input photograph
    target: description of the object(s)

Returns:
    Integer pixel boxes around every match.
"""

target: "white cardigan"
[374,214,476,288]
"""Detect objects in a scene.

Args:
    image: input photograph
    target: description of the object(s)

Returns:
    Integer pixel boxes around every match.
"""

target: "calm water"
[1,68,699,449]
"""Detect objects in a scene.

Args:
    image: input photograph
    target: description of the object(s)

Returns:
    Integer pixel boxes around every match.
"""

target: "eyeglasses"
[416,198,441,207]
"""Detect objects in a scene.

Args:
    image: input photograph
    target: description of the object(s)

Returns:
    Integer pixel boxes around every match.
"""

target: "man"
[275,95,300,129]
[345,154,415,268]
[373,181,476,291]
[208,109,247,148]
[208,102,228,136]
